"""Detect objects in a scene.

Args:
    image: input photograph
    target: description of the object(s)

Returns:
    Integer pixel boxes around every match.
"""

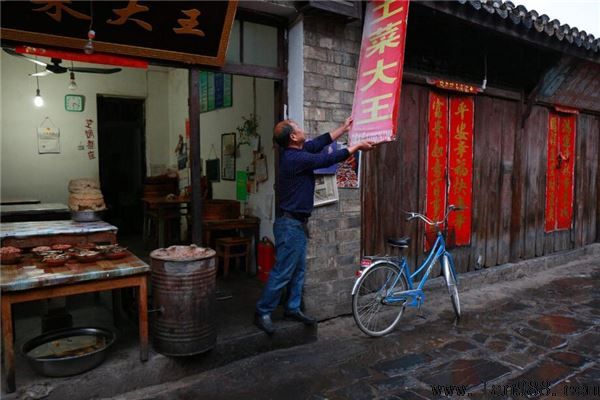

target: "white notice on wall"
[37,126,60,154]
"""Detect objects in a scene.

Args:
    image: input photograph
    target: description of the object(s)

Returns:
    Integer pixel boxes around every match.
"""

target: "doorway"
[97,96,146,235]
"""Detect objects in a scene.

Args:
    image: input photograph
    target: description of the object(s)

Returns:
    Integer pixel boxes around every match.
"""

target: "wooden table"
[1,203,70,222]
[203,216,261,268]
[0,199,40,206]
[1,252,149,393]
[142,196,190,249]
[0,220,118,248]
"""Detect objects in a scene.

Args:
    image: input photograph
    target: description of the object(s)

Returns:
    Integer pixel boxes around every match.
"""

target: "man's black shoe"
[284,310,317,326]
[254,313,275,335]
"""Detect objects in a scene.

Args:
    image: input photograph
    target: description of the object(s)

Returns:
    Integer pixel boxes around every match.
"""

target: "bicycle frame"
[352,231,458,309]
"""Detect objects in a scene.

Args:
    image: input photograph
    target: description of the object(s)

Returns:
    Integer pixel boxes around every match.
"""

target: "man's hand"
[330,116,354,141]
[348,140,374,154]
[342,116,353,133]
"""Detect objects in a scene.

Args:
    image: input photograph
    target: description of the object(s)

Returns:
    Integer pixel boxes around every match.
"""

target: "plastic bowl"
[105,249,128,260]
[0,253,22,265]
[51,244,72,251]
[22,327,115,377]
[43,254,69,267]
[74,251,100,263]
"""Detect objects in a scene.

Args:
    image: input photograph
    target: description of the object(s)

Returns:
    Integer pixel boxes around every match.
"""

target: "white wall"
[0,53,148,204]
[288,19,304,125]
[197,75,276,239]
[146,68,171,170]
[1,53,277,239]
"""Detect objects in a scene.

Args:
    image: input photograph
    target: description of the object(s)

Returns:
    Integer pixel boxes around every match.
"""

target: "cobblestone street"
[108,248,600,400]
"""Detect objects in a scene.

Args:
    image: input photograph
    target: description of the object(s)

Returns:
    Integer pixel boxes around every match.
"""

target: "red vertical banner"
[349,0,410,146]
[447,96,474,246]
[425,92,449,248]
[545,114,559,232]
[545,112,576,231]
[556,115,576,230]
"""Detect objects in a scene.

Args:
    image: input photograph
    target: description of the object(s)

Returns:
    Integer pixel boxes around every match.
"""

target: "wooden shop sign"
[0,1,237,66]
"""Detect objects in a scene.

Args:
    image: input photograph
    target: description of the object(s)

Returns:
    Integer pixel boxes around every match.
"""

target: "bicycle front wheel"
[352,262,408,337]
[442,255,461,319]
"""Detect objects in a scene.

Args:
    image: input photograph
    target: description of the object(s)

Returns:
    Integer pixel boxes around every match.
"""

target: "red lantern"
[257,237,275,282]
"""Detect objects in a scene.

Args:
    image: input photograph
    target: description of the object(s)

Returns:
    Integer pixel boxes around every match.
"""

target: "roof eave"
[417,1,600,64]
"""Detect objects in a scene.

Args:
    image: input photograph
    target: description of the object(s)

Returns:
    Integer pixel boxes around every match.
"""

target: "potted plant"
[236,113,260,149]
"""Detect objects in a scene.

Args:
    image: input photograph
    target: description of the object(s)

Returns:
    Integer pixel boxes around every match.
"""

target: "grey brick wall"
[301,16,363,320]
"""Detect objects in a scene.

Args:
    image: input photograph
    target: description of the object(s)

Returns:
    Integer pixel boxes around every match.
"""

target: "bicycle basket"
[425,226,456,249]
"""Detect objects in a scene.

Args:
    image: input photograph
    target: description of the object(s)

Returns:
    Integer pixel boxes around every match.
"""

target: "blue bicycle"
[351,205,461,337]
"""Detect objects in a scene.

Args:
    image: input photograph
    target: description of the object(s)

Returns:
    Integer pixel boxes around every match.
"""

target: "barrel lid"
[150,245,215,262]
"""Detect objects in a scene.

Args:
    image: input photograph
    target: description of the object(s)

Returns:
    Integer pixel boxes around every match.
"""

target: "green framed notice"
[200,71,232,113]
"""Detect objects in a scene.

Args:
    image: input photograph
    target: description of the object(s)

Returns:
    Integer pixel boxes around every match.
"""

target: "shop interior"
[0,17,285,371]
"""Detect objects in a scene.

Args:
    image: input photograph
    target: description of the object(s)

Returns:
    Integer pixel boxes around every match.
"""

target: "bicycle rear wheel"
[352,262,408,337]
[442,255,460,319]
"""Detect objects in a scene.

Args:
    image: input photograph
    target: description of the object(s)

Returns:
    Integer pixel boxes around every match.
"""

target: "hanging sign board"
[349,0,410,146]
[0,1,237,66]
[37,117,61,154]
[426,78,483,94]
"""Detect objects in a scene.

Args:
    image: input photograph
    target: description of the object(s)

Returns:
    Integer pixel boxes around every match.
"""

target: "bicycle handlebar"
[404,205,464,226]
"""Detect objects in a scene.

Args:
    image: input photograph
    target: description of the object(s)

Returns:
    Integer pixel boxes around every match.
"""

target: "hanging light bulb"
[33,66,44,107]
[84,29,95,54]
[68,69,78,91]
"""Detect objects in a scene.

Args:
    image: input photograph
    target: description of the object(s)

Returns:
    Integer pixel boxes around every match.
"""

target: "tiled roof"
[457,0,600,54]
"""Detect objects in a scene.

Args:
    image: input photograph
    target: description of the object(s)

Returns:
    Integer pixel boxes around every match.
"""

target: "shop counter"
[1,252,149,393]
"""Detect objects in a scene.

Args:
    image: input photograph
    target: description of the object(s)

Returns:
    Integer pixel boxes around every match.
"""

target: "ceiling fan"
[3,48,122,76]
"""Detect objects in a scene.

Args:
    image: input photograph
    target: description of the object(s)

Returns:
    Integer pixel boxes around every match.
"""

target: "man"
[254,117,374,334]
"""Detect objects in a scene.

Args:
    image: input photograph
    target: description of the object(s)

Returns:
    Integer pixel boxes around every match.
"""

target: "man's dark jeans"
[256,217,307,316]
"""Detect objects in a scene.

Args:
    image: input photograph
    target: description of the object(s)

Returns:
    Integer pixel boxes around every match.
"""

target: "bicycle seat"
[387,236,411,248]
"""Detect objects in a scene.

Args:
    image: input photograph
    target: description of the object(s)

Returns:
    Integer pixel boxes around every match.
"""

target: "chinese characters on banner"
[424,93,448,246]
[447,96,474,246]
[424,93,474,249]
[545,112,576,232]
[84,119,96,160]
[348,0,410,146]
[0,1,237,66]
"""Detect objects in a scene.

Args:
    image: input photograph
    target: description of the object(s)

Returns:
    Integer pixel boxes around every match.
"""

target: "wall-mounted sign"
[349,0,410,146]
[200,71,232,113]
[427,78,483,94]
[1,1,237,66]
[37,117,60,154]
[553,105,579,115]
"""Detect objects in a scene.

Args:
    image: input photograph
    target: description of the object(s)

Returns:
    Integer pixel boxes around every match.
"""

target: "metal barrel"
[149,247,216,356]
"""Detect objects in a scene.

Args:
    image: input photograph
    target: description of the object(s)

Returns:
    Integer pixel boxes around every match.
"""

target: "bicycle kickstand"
[416,297,427,320]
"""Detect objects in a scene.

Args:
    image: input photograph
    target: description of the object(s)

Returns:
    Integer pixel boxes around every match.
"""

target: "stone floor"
[104,246,600,400]
[4,243,600,399]
[4,252,316,400]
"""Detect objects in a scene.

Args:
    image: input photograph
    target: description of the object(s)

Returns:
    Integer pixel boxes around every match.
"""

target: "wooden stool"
[215,237,252,277]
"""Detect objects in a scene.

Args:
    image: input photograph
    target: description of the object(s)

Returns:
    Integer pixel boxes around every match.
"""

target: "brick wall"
[301,16,363,320]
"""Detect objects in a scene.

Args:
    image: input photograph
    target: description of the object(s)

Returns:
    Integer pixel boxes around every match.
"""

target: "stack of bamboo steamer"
[68,178,106,211]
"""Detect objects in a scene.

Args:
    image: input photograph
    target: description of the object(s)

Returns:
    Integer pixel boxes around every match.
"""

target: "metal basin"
[22,327,115,377]
[71,210,104,222]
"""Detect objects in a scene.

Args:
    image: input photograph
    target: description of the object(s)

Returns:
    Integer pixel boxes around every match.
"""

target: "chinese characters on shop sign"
[349,0,410,146]
[1,1,237,66]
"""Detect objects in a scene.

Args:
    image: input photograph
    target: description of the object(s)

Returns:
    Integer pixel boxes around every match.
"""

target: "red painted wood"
[556,115,576,230]
[425,92,448,250]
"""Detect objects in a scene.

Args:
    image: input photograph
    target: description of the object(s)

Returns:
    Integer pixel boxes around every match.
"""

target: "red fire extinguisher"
[257,236,275,282]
